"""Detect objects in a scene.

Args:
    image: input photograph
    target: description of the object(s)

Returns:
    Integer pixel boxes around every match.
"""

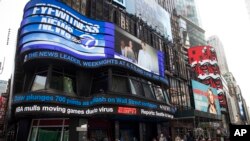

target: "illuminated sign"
[19,0,167,83]
[24,50,168,85]
[188,46,227,108]
[117,107,137,115]
[12,92,176,114]
[14,104,174,119]
[20,0,114,60]
[191,80,221,115]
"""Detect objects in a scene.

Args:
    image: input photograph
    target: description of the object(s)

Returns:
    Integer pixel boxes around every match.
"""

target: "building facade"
[8,0,194,141]
[207,36,229,75]
[175,0,201,26]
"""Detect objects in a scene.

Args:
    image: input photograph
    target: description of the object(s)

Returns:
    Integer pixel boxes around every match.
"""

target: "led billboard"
[126,0,172,41]
[115,27,164,76]
[19,0,167,84]
[188,46,227,108]
[192,80,221,115]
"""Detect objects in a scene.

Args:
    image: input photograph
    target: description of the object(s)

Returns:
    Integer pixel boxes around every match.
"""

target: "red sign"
[118,107,137,115]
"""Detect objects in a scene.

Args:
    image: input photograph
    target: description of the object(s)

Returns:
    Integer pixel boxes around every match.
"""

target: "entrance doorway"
[119,121,139,141]
[88,118,114,141]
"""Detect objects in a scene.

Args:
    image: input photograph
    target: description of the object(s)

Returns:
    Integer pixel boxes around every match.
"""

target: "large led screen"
[19,0,166,83]
[126,0,172,41]
[192,80,221,115]
[20,0,115,60]
[115,27,164,76]
[188,46,227,108]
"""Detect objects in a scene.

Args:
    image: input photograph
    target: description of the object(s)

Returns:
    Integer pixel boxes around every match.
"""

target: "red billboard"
[188,46,227,108]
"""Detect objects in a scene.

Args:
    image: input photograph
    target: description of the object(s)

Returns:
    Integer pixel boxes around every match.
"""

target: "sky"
[0,0,250,106]
[196,0,250,105]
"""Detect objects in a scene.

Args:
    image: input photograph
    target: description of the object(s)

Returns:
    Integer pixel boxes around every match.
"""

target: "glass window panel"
[63,76,75,94]
[36,127,62,141]
[162,89,170,104]
[29,127,38,141]
[80,0,87,15]
[72,0,80,11]
[129,78,144,97]
[31,73,47,91]
[112,76,129,93]
[50,72,64,91]
[91,76,108,94]
[63,127,69,141]
[142,82,155,99]
[154,86,165,102]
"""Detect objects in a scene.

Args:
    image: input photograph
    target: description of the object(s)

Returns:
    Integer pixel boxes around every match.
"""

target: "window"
[142,81,155,99]
[91,72,108,94]
[80,0,87,15]
[112,75,129,93]
[72,0,80,11]
[129,77,144,97]
[31,73,47,91]
[28,119,69,141]
[31,66,48,91]
[50,68,76,95]
[153,86,165,102]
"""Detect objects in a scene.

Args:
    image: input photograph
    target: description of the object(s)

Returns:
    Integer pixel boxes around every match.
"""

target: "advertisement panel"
[115,27,164,76]
[126,0,172,41]
[188,46,227,108]
[192,80,221,115]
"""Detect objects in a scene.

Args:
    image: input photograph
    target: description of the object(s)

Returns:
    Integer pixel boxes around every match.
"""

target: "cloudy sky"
[197,0,250,105]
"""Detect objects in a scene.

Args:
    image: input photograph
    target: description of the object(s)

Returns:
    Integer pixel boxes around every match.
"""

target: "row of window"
[29,65,170,104]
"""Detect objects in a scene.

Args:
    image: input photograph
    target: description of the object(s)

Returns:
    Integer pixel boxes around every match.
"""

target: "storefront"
[13,91,174,141]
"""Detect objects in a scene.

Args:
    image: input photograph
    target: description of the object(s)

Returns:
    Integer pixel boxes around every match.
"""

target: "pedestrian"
[159,133,167,141]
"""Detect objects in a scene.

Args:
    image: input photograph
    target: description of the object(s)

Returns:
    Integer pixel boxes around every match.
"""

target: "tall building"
[181,15,206,47]
[207,36,229,75]
[175,0,201,26]
[9,0,194,141]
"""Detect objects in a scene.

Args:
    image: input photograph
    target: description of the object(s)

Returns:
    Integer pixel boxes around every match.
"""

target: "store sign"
[117,107,137,115]
[20,0,167,83]
[113,0,126,7]
[14,104,173,119]
[13,92,175,114]
[191,80,221,115]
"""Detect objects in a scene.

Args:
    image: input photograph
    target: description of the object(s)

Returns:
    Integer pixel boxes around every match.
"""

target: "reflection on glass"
[72,0,80,11]
[154,86,165,101]
[142,82,155,99]
[81,0,87,15]
[50,72,75,95]
[37,127,62,141]
[31,74,47,91]
[112,76,129,93]
[63,127,69,141]
[29,127,38,141]
[63,77,74,94]
[129,78,144,97]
